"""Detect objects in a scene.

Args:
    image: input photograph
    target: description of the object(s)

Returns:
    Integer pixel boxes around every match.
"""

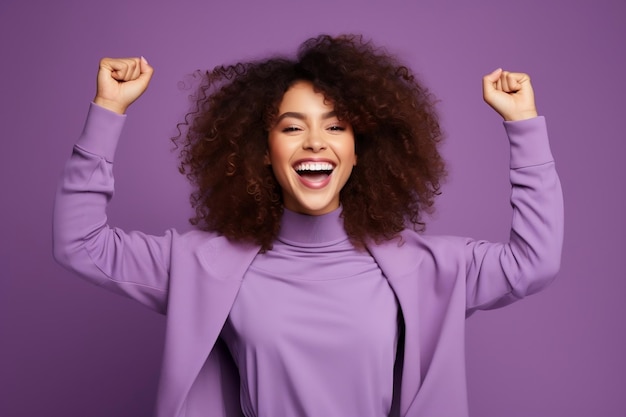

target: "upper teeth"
[294,162,334,172]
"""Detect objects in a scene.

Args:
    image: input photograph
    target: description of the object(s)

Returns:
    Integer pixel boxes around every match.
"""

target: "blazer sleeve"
[53,103,172,314]
[465,116,564,315]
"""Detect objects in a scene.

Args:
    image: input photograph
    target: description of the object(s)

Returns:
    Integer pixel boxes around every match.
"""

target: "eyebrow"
[275,111,337,123]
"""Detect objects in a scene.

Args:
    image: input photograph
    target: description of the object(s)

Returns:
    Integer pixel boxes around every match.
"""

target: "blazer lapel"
[158,236,261,417]
[367,233,423,417]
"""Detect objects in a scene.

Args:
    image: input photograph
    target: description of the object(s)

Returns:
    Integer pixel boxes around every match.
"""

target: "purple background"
[1,0,624,415]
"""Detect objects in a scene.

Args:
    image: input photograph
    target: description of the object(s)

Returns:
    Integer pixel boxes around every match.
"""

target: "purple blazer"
[53,104,563,417]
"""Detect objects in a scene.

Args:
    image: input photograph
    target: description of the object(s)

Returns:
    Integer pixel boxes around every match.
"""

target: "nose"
[303,128,327,152]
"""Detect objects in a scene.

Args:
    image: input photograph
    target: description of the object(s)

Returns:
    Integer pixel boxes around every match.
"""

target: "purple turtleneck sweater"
[221,208,399,417]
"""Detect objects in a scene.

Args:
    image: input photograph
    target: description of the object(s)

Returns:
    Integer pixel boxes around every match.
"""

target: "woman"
[53,35,563,417]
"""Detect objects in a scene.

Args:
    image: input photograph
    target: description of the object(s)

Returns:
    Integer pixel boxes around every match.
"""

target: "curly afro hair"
[173,34,446,251]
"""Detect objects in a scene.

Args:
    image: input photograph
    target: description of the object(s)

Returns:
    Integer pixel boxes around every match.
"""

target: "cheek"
[266,145,282,167]
[341,138,357,166]
[265,145,290,184]
[266,137,294,167]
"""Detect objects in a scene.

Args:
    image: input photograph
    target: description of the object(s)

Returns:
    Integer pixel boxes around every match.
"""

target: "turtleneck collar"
[277,207,348,246]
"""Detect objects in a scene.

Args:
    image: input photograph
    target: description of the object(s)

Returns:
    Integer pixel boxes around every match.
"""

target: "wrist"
[93,97,127,115]
[504,108,538,122]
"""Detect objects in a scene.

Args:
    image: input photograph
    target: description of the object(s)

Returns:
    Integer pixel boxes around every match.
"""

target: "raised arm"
[465,69,564,313]
[53,57,172,314]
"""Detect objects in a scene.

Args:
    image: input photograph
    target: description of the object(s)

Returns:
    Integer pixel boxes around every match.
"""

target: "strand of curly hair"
[172,34,446,251]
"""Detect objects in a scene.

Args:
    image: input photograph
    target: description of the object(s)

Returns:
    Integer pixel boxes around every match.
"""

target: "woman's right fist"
[94,57,154,114]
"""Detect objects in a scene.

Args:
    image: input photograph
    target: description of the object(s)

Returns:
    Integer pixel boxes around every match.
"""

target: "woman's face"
[267,81,356,216]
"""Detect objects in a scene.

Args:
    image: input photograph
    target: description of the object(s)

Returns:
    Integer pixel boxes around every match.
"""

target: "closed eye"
[282,126,302,133]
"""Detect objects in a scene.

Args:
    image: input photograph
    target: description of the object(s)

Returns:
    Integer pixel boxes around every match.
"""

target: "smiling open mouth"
[294,161,335,182]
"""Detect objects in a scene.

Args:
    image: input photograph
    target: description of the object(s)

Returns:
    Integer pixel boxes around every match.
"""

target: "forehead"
[278,81,334,113]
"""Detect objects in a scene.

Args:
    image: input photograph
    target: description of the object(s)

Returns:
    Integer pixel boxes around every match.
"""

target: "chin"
[287,200,339,216]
